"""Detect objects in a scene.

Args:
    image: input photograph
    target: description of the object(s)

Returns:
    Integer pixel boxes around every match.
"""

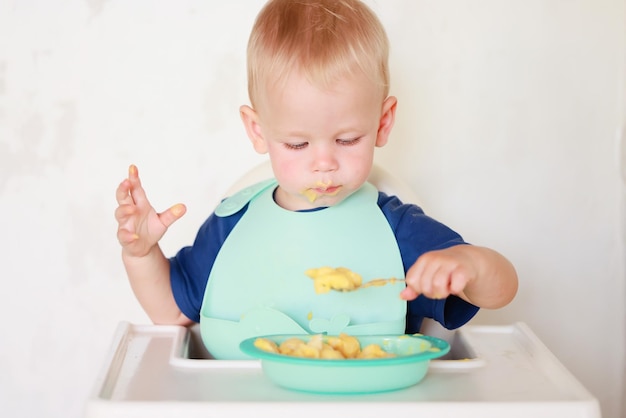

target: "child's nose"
[312,145,338,172]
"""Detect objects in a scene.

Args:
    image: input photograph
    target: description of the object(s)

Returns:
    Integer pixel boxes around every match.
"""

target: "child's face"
[241,70,396,211]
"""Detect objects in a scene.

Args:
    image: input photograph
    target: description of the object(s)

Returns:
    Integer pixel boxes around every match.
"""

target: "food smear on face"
[301,188,318,203]
[254,333,396,359]
[305,266,363,293]
[301,181,339,203]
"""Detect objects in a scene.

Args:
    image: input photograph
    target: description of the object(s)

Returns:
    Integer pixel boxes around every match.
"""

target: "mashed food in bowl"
[253,333,396,360]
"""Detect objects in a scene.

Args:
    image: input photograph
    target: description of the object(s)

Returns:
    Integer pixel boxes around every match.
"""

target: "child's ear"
[375,96,397,147]
[240,105,268,154]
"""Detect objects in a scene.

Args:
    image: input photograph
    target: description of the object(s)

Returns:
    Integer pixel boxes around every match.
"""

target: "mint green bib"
[199,180,406,359]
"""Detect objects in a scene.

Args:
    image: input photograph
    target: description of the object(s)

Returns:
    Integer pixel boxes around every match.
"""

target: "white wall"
[0,1,623,417]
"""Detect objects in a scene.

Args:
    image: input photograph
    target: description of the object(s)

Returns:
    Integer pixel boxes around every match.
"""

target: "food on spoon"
[305,266,362,293]
[254,333,396,360]
[364,278,399,287]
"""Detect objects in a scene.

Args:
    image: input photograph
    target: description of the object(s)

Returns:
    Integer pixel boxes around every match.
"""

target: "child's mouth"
[302,181,342,202]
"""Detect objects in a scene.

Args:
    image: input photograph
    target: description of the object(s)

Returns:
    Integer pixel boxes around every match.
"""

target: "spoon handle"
[360,277,402,289]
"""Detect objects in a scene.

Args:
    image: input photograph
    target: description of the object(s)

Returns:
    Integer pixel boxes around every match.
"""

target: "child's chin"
[296,196,342,210]
[310,194,346,208]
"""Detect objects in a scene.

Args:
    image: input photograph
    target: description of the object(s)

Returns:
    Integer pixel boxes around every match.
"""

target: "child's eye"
[284,142,308,150]
[336,137,361,146]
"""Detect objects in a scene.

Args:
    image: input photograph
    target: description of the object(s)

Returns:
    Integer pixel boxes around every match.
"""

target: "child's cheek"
[274,158,304,189]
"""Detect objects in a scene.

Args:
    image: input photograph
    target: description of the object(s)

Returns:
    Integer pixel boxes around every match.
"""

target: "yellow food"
[278,337,308,355]
[254,333,396,360]
[301,181,337,203]
[305,266,363,293]
[320,345,345,359]
[301,188,319,203]
[363,278,399,287]
[327,333,361,358]
[254,337,279,353]
[357,343,394,359]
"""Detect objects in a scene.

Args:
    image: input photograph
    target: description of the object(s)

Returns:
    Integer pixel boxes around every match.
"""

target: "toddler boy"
[115,0,518,359]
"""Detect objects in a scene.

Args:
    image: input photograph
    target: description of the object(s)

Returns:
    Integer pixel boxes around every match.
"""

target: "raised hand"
[115,165,186,258]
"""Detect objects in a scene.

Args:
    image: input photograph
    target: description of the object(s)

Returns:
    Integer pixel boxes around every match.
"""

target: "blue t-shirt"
[170,191,479,333]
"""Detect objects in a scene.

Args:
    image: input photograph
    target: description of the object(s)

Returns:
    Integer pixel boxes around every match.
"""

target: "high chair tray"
[86,322,600,418]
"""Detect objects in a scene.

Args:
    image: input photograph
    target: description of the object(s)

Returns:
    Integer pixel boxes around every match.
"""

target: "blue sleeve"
[169,206,245,323]
[378,192,479,333]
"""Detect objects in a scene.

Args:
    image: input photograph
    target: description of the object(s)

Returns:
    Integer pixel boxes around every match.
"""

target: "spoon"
[355,277,402,289]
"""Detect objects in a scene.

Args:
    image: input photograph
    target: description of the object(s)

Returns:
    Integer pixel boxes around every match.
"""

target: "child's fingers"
[126,165,150,207]
[449,270,471,295]
[115,179,133,205]
[117,227,139,246]
[114,203,136,223]
[399,286,419,301]
[116,164,145,205]
[406,264,450,300]
[158,203,187,228]
[431,268,454,298]
[406,254,437,296]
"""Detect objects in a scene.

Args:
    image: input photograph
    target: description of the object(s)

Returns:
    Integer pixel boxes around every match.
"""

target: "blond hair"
[246,0,390,108]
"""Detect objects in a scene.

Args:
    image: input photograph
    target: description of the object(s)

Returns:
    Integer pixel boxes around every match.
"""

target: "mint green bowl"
[239,334,450,394]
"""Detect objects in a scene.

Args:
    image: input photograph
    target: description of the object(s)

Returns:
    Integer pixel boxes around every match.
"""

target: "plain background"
[0,0,624,417]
